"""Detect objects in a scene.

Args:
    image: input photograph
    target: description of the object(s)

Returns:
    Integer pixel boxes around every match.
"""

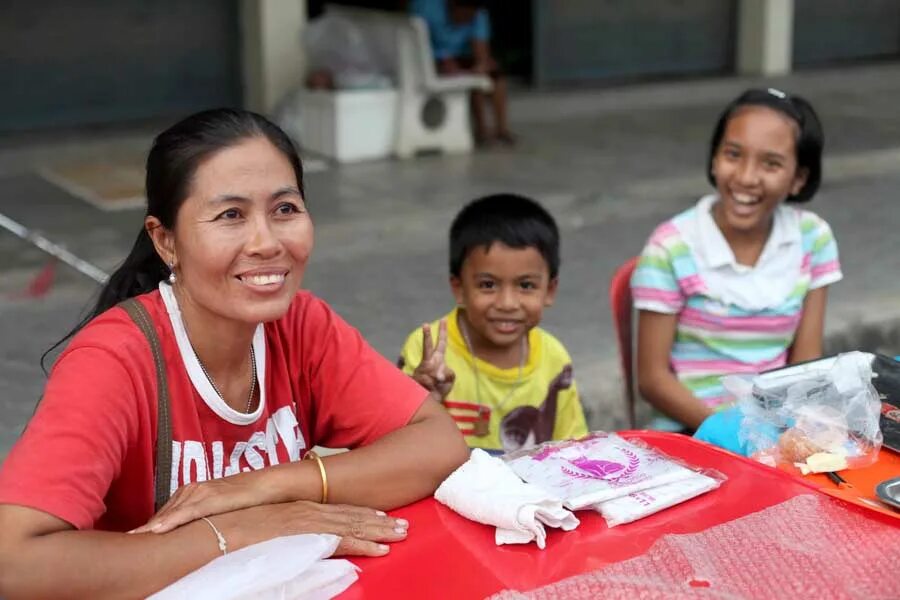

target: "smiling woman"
[148,136,317,375]
[0,109,468,599]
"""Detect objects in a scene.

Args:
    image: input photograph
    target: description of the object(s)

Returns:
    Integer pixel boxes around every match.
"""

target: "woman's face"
[163,136,313,325]
[711,105,807,235]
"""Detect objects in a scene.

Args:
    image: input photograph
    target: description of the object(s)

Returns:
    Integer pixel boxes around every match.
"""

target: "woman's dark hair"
[707,88,824,203]
[449,193,560,279]
[43,108,304,369]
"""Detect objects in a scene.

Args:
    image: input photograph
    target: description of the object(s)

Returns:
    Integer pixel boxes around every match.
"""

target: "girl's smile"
[711,105,808,241]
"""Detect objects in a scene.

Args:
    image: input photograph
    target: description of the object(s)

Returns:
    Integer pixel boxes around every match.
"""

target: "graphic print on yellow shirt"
[400,309,588,451]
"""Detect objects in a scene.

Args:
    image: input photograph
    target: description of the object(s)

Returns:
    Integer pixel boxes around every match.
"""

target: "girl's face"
[711,105,808,235]
[155,136,313,327]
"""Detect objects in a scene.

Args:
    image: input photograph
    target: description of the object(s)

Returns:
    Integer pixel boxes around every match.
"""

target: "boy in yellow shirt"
[399,194,588,452]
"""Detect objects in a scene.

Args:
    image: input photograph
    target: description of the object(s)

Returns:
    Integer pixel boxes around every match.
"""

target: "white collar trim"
[677,195,804,310]
[694,194,800,270]
[159,282,266,425]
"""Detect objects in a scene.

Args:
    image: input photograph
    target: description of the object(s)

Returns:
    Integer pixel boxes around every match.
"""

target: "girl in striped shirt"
[631,88,841,432]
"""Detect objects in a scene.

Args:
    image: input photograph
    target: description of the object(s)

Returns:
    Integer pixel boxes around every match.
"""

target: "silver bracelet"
[201,517,227,556]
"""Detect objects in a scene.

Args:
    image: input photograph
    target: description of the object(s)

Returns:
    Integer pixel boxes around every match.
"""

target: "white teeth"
[242,273,285,285]
[733,193,760,205]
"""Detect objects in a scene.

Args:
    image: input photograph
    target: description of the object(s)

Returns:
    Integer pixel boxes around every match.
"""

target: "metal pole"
[0,212,109,285]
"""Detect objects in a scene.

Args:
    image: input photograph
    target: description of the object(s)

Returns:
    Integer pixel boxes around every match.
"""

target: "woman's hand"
[411,320,455,400]
[241,501,409,557]
[130,470,275,534]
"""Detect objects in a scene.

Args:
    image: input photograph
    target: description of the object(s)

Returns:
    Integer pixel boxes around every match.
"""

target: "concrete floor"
[3,62,900,459]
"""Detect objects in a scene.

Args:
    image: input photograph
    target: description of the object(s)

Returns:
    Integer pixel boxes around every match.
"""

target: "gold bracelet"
[201,516,227,556]
[305,450,329,504]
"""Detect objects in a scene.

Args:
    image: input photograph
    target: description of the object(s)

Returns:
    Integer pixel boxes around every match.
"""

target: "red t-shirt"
[0,289,426,532]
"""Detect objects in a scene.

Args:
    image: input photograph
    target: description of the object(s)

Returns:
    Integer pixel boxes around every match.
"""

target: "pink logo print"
[564,456,625,479]
[532,446,562,462]
[560,448,641,484]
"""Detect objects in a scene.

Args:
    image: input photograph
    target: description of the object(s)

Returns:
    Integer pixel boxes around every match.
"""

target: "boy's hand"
[412,320,455,400]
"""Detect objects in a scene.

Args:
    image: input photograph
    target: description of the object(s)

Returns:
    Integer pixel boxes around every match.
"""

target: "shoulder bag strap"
[119,297,173,513]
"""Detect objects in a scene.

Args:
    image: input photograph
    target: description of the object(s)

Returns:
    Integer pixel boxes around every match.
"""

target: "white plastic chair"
[326,7,492,159]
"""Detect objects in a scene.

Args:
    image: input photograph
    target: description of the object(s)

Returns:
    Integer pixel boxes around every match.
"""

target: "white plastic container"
[296,89,398,163]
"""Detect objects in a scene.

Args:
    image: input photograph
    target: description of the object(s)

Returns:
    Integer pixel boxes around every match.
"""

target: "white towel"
[149,533,359,600]
[434,449,580,549]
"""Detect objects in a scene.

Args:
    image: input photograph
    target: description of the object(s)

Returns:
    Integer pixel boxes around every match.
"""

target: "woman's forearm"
[0,508,251,600]
[320,401,468,508]
[1,495,406,600]
[270,395,468,510]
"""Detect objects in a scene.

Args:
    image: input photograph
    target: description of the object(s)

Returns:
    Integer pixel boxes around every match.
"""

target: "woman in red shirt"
[0,108,468,598]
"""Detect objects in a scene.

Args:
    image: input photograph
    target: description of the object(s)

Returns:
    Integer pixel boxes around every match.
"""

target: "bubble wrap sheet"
[489,494,900,600]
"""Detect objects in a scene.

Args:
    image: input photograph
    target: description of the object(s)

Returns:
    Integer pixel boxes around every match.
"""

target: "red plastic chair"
[609,257,639,428]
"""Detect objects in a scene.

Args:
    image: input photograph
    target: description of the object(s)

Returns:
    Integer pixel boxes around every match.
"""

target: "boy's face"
[451,243,557,353]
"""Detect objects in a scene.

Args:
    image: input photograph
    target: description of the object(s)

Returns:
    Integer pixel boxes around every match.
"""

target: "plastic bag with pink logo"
[503,433,720,510]
[595,468,723,528]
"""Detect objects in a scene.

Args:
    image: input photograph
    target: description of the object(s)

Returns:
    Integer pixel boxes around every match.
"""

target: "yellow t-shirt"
[399,308,588,452]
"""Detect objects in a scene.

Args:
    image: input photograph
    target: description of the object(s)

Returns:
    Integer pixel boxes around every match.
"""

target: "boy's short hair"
[449,194,560,278]
[707,87,824,203]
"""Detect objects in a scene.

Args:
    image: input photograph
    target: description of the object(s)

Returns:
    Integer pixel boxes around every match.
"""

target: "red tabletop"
[337,431,889,600]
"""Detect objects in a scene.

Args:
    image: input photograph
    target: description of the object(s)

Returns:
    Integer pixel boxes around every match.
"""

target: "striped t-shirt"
[631,195,842,407]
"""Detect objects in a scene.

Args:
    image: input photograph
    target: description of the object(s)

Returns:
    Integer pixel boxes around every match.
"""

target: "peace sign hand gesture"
[411,319,455,400]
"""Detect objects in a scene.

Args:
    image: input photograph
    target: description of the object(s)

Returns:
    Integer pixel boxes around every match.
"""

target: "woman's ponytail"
[94,227,169,315]
[41,227,168,371]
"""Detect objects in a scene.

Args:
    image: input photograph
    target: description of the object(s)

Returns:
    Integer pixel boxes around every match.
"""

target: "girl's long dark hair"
[706,88,824,203]
[42,108,304,371]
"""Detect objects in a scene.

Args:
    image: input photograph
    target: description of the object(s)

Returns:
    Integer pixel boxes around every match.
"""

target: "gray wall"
[533,0,736,86]
[794,0,900,67]
[0,0,241,132]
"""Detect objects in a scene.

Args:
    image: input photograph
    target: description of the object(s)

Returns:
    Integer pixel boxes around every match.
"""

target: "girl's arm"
[0,499,406,599]
[788,287,829,363]
[138,393,468,534]
[636,310,714,431]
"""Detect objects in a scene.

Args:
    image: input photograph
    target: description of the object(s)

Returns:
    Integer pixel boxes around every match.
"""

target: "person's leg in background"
[472,39,514,146]
[439,55,489,145]
[488,69,514,145]
[469,89,489,145]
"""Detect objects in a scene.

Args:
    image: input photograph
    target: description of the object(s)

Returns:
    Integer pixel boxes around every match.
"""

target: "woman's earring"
[168,263,177,284]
